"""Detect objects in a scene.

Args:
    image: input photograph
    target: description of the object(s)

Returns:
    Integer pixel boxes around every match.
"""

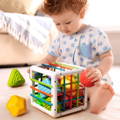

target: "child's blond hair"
[40,0,87,18]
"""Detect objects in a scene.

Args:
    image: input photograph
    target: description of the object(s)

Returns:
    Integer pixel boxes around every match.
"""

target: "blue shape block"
[38,78,51,98]
[38,78,61,98]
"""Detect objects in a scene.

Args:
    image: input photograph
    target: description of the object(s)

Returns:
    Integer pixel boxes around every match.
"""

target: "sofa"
[0,11,58,66]
[0,0,57,66]
[0,32,47,65]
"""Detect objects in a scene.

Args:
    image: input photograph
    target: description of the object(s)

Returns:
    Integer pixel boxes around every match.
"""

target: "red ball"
[80,70,94,87]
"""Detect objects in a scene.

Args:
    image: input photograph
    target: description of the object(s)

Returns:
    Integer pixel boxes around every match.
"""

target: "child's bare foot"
[89,83,115,114]
[101,83,115,95]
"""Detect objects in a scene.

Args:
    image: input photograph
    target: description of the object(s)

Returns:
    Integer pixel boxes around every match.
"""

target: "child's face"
[51,10,82,35]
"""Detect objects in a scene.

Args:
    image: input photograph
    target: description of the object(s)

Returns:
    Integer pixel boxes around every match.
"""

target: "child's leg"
[88,83,115,114]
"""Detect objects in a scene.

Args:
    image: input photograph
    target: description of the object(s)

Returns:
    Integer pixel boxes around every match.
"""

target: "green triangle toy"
[8,69,25,87]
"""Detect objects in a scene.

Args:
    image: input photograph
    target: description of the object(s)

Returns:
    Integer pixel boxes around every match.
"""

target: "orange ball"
[80,70,94,87]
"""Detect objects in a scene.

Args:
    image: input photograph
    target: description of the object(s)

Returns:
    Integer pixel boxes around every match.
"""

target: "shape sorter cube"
[29,62,88,117]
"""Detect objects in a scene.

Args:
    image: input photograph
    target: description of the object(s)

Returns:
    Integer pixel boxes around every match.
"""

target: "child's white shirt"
[48,25,112,84]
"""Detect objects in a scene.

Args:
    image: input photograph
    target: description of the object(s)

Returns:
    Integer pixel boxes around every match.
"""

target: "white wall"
[84,0,120,28]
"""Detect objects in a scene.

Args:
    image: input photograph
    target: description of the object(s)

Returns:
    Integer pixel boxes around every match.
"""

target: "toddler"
[38,0,115,114]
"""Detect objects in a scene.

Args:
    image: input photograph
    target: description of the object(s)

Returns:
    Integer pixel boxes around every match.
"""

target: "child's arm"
[97,50,113,76]
[87,50,113,83]
[39,54,58,64]
[27,54,57,73]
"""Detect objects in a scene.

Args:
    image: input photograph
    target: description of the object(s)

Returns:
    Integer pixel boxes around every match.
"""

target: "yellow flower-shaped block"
[6,95,27,117]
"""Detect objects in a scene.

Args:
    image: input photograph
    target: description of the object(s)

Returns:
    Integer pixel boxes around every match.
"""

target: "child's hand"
[86,67,103,85]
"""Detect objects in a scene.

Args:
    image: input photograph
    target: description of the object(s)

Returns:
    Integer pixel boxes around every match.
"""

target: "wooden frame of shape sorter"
[29,62,88,117]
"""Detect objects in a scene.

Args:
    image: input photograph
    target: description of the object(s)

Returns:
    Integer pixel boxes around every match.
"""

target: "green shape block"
[8,69,25,87]
[42,97,51,111]
[35,94,43,106]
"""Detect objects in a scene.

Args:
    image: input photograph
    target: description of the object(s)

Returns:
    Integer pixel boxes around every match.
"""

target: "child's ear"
[79,7,86,18]
[79,4,88,18]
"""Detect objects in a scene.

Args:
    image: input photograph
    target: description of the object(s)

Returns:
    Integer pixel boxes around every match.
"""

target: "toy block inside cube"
[29,62,88,117]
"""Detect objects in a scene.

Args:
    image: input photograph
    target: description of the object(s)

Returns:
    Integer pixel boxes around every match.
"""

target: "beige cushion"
[0,33,47,65]
[0,0,43,15]
[0,28,7,33]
